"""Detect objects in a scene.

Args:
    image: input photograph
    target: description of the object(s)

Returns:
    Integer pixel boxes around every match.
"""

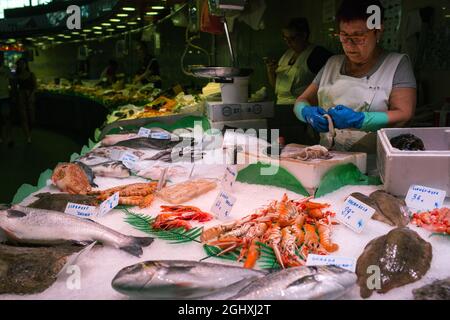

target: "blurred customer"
[99,59,119,86]
[13,58,37,144]
[133,42,161,88]
[0,52,13,147]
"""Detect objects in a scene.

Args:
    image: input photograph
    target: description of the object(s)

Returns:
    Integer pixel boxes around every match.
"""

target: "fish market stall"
[1,119,449,301]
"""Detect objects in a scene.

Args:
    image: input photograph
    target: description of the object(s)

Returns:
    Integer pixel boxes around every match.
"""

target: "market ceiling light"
[64,36,71,39]
[26,37,34,41]
[110,18,121,22]
[146,12,158,15]
[117,13,128,17]
[122,7,135,11]
[127,21,138,25]
[47,37,55,40]
[72,31,80,35]
[151,6,165,10]
[117,25,126,29]
[94,31,102,35]
[93,26,102,30]
[101,23,111,26]
[57,34,65,37]
[7,39,16,43]
[106,28,115,32]
[83,29,92,32]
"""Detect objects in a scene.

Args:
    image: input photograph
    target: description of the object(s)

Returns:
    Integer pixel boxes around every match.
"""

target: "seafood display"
[281,144,333,161]
[90,182,157,208]
[112,260,266,300]
[136,165,188,180]
[356,228,432,298]
[0,244,83,294]
[27,193,99,212]
[350,191,409,227]
[413,278,450,300]
[230,266,356,300]
[51,163,92,195]
[153,206,214,231]
[390,134,425,151]
[89,161,131,179]
[0,206,154,257]
[157,179,217,204]
[74,161,98,188]
[113,137,180,151]
[201,194,339,269]
[411,207,450,234]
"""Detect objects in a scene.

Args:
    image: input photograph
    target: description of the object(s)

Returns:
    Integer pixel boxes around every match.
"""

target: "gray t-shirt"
[313,51,417,89]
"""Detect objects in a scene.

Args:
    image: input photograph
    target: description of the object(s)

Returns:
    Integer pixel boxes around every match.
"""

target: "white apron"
[275,45,316,105]
[318,52,405,151]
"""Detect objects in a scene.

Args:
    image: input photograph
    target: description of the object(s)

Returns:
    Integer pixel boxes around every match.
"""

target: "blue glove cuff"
[361,112,389,132]
[294,101,310,123]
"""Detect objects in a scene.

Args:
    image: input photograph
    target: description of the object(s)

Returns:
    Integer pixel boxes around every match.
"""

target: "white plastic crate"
[377,127,450,196]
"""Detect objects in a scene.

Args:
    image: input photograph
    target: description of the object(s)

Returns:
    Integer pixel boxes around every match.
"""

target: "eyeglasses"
[335,30,374,45]
[282,34,299,42]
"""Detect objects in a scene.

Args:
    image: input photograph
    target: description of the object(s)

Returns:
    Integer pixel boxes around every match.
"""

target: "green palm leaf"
[123,209,202,244]
[256,242,282,270]
[201,244,241,262]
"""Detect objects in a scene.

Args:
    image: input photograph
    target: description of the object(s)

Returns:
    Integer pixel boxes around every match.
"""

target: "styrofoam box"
[377,127,450,196]
[236,145,367,195]
[206,101,274,122]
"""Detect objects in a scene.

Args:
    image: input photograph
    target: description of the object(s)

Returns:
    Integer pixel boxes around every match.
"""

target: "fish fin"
[120,244,144,257]
[91,182,99,188]
[6,210,27,218]
[133,237,154,247]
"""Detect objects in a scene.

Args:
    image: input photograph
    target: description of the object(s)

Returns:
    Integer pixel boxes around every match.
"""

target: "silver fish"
[89,161,131,178]
[111,260,266,300]
[0,206,153,257]
[101,133,139,147]
[229,266,356,300]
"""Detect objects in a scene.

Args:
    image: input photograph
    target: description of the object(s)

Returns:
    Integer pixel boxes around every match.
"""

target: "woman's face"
[338,20,381,64]
[282,28,306,52]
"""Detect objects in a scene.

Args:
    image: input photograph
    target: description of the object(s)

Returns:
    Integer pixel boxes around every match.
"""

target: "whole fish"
[0,206,154,257]
[111,260,266,299]
[81,146,146,161]
[89,161,131,178]
[229,266,356,300]
[101,133,140,147]
[113,137,180,151]
[28,192,99,212]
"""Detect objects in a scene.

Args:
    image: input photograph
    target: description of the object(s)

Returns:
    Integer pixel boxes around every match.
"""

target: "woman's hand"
[328,105,365,129]
[264,58,277,87]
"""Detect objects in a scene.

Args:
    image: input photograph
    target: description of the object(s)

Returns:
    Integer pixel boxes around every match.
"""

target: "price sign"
[306,254,357,272]
[405,185,446,211]
[337,196,376,233]
[222,166,237,192]
[138,127,152,138]
[121,152,139,169]
[211,190,237,220]
[98,192,120,217]
[65,203,97,219]
[150,132,171,140]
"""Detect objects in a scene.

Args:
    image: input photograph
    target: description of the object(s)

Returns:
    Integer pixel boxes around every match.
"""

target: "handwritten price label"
[121,152,139,169]
[99,192,120,217]
[337,196,376,233]
[211,190,237,220]
[306,254,357,272]
[405,185,446,211]
[138,127,152,138]
[65,203,98,218]
[150,132,171,140]
[222,166,237,192]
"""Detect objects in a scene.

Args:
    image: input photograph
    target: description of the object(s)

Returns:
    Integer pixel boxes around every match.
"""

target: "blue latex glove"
[328,105,365,129]
[294,102,329,133]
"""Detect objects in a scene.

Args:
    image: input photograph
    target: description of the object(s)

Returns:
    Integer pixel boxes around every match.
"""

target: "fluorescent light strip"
[146,12,158,15]
[151,6,165,10]
[122,7,135,11]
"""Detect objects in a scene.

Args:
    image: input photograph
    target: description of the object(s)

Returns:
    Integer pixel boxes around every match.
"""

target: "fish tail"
[133,236,154,247]
[119,244,144,257]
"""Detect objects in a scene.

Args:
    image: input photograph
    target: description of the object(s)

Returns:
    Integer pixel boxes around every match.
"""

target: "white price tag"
[306,254,357,272]
[99,192,120,217]
[121,152,139,169]
[138,127,152,138]
[150,132,171,140]
[337,196,376,233]
[222,166,237,192]
[405,185,446,211]
[211,190,237,220]
[65,203,98,219]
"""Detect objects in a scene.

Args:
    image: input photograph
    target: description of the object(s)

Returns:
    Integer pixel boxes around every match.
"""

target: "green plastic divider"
[315,163,382,198]
[237,162,310,197]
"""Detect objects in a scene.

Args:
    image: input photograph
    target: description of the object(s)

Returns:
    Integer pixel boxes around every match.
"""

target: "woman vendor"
[294,0,416,152]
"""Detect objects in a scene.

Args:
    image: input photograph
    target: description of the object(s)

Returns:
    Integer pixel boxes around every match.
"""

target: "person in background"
[133,42,162,88]
[99,59,119,86]
[294,0,416,153]
[13,57,37,144]
[265,17,333,105]
[0,52,13,147]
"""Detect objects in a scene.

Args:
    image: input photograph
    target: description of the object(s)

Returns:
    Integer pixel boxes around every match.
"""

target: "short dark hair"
[336,0,385,23]
[285,18,310,41]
